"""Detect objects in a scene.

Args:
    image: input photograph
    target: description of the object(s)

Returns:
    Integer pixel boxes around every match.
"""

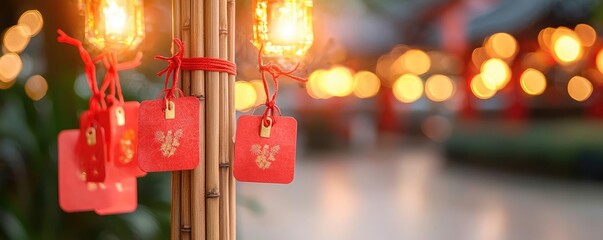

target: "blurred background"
[2,0,603,239]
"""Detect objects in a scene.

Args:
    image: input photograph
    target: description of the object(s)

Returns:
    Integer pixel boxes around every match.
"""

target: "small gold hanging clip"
[115,106,125,126]
[260,117,272,138]
[165,100,175,119]
[86,127,96,146]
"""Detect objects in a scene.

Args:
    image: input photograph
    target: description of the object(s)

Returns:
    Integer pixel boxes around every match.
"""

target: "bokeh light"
[402,49,431,75]
[520,68,547,96]
[538,27,555,51]
[486,32,518,59]
[320,66,354,97]
[596,50,603,75]
[352,71,381,99]
[18,10,44,37]
[0,53,23,82]
[567,76,593,102]
[3,25,31,53]
[574,24,596,47]
[472,47,488,69]
[425,74,454,102]
[552,28,582,64]
[249,80,267,107]
[393,74,423,103]
[471,74,497,99]
[24,75,48,101]
[234,81,257,112]
[307,69,331,99]
[480,58,511,90]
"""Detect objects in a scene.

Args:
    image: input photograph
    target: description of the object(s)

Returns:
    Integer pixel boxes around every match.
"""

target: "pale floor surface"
[237,145,603,240]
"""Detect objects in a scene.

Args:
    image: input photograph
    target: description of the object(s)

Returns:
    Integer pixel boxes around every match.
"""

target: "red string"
[155,38,237,100]
[99,51,142,106]
[57,29,105,111]
[257,45,307,126]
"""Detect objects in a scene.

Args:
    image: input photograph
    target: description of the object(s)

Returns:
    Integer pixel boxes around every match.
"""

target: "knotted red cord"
[57,29,105,111]
[155,39,237,100]
[99,51,142,106]
[257,46,307,126]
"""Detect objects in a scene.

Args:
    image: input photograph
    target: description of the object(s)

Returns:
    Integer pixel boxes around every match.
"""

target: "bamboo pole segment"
[218,0,230,238]
[205,0,221,239]
[179,0,193,239]
[226,0,236,239]
[171,0,183,238]
[190,0,207,238]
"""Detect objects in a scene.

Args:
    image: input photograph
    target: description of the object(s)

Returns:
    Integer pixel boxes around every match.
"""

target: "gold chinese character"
[155,129,183,157]
[250,144,280,170]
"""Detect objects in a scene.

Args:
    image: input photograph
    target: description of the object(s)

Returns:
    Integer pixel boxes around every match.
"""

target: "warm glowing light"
[320,66,354,97]
[18,10,44,37]
[234,81,257,111]
[425,74,454,102]
[486,32,518,59]
[85,0,145,51]
[249,80,267,107]
[597,50,603,75]
[352,71,380,99]
[0,79,16,90]
[25,75,48,101]
[520,68,546,96]
[480,58,510,90]
[538,27,555,51]
[552,28,582,64]
[393,74,423,103]
[471,74,497,99]
[307,69,330,99]
[253,0,314,58]
[3,25,30,53]
[574,24,596,47]
[0,53,23,82]
[472,47,488,69]
[403,49,431,75]
[567,76,593,102]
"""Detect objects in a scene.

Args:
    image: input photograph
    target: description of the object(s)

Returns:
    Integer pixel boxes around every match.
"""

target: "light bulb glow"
[85,0,145,51]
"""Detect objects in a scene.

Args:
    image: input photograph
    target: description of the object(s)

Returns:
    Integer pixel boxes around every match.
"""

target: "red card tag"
[137,97,200,172]
[99,102,146,178]
[76,111,107,182]
[94,177,137,215]
[58,130,111,212]
[234,115,297,184]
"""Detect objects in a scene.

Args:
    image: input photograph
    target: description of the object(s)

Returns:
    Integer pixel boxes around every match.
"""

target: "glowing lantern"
[84,0,145,51]
[253,0,314,58]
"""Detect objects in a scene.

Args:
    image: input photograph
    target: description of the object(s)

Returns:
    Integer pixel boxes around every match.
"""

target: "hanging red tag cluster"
[57,30,143,214]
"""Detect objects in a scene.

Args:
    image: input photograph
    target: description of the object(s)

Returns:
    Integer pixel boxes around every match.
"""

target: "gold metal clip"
[260,117,272,138]
[165,100,175,119]
[115,106,125,126]
[86,127,96,145]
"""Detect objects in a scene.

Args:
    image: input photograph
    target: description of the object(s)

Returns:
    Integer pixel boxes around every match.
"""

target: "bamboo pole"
[226,0,236,239]
[205,0,221,239]
[171,0,183,238]
[179,0,193,239]
[218,0,230,238]
[190,0,207,238]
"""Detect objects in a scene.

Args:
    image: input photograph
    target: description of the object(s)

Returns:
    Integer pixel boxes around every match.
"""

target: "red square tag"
[99,102,146,178]
[94,177,137,215]
[234,115,297,184]
[76,111,107,182]
[137,97,200,172]
[58,130,111,212]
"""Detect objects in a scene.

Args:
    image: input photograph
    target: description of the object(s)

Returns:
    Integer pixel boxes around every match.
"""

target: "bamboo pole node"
[206,191,220,198]
[219,163,230,168]
[180,226,192,233]
[194,94,206,100]
[219,29,229,35]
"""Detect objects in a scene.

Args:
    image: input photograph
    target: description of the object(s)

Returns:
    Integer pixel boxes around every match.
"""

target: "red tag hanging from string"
[98,52,146,178]
[59,130,111,212]
[138,39,200,172]
[76,110,107,182]
[234,47,306,184]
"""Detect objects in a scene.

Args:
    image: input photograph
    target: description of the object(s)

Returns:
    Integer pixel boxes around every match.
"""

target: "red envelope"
[99,102,146,178]
[76,111,107,182]
[58,130,111,212]
[137,97,200,172]
[94,177,137,215]
[234,115,297,184]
